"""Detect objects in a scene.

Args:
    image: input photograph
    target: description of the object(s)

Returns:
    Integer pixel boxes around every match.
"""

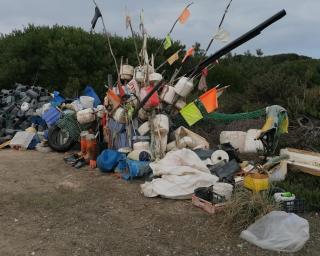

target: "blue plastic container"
[83,85,101,107]
[115,158,128,173]
[97,149,122,173]
[42,107,61,127]
[51,91,65,107]
[122,160,150,180]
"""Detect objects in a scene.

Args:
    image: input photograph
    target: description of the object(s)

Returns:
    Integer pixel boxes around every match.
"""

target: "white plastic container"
[143,64,154,74]
[154,133,168,157]
[220,131,247,153]
[95,105,106,118]
[243,129,264,153]
[175,99,186,110]
[127,79,139,94]
[112,107,126,124]
[10,131,35,150]
[77,108,96,124]
[174,77,194,97]
[138,122,150,136]
[133,141,150,151]
[160,85,176,104]
[149,73,163,83]
[134,67,145,83]
[166,141,177,152]
[138,108,148,121]
[177,136,193,148]
[153,114,169,134]
[128,95,139,108]
[80,96,94,109]
[120,65,134,80]
[70,100,83,112]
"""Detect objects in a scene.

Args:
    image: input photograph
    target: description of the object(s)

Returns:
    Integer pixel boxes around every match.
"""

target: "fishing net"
[56,112,82,141]
[205,108,266,123]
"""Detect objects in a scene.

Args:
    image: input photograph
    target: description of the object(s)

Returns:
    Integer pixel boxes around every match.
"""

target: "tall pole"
[92,0,120,79]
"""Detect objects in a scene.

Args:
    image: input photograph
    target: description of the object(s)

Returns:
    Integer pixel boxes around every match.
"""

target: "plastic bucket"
[80,96,95,109]
[199,87,218,113]
[180,102,203,126]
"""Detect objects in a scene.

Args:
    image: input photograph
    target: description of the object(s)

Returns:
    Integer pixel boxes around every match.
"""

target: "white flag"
[213,28,230,43]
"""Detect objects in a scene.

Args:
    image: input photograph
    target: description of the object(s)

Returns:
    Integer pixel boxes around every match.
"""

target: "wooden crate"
[191,195,225,214]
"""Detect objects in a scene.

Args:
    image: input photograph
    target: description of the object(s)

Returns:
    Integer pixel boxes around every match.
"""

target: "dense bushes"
[0,25,319,118]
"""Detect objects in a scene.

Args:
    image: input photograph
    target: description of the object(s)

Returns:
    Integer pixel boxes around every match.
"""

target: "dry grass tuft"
[221,187,280,233]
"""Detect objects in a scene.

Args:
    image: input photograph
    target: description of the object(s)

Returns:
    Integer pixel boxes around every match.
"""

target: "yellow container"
[244,172,269,192]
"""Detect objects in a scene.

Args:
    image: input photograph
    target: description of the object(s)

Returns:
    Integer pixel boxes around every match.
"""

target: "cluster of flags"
[180,87,218,126]
[163,6,191,51]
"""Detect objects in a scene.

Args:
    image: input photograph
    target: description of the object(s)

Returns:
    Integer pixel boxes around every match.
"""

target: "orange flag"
[182,47,195,63]
[179,8,190,24]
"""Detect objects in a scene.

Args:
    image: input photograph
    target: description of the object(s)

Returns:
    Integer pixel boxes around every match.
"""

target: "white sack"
[240,211,309,252]
[141,149,218,199]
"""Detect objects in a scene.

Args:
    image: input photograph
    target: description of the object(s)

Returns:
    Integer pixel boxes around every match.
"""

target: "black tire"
[48,125,75,152]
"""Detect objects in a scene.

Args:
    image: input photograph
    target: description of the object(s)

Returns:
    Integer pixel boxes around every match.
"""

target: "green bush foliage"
[0,24,319,118]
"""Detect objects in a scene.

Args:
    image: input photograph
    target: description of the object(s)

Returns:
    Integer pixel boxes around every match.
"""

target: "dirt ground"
[0,150,319,256]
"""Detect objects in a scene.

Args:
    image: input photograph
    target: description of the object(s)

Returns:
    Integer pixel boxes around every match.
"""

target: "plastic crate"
[192,195,225,214]
[281,199,305,214]
[42,107,61,126]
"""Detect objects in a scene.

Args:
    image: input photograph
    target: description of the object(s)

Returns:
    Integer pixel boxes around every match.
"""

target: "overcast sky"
[0,0,319,58]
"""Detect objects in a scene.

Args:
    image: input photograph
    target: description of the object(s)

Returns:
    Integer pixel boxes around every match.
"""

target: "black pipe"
[186,9,286,77]
[133,10,286,116]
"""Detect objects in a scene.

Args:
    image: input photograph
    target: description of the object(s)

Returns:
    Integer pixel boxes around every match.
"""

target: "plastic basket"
[281,199,305,213]
[199,87,218,113]
[244,172,269,192]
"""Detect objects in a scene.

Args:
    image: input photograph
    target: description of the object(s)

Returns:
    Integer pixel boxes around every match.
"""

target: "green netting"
[57,112,82,141]
[204,108,266,123]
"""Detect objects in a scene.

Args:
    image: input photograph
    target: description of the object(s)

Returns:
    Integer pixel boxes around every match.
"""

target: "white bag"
[141,149,218,199]
[240,211,309,252]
